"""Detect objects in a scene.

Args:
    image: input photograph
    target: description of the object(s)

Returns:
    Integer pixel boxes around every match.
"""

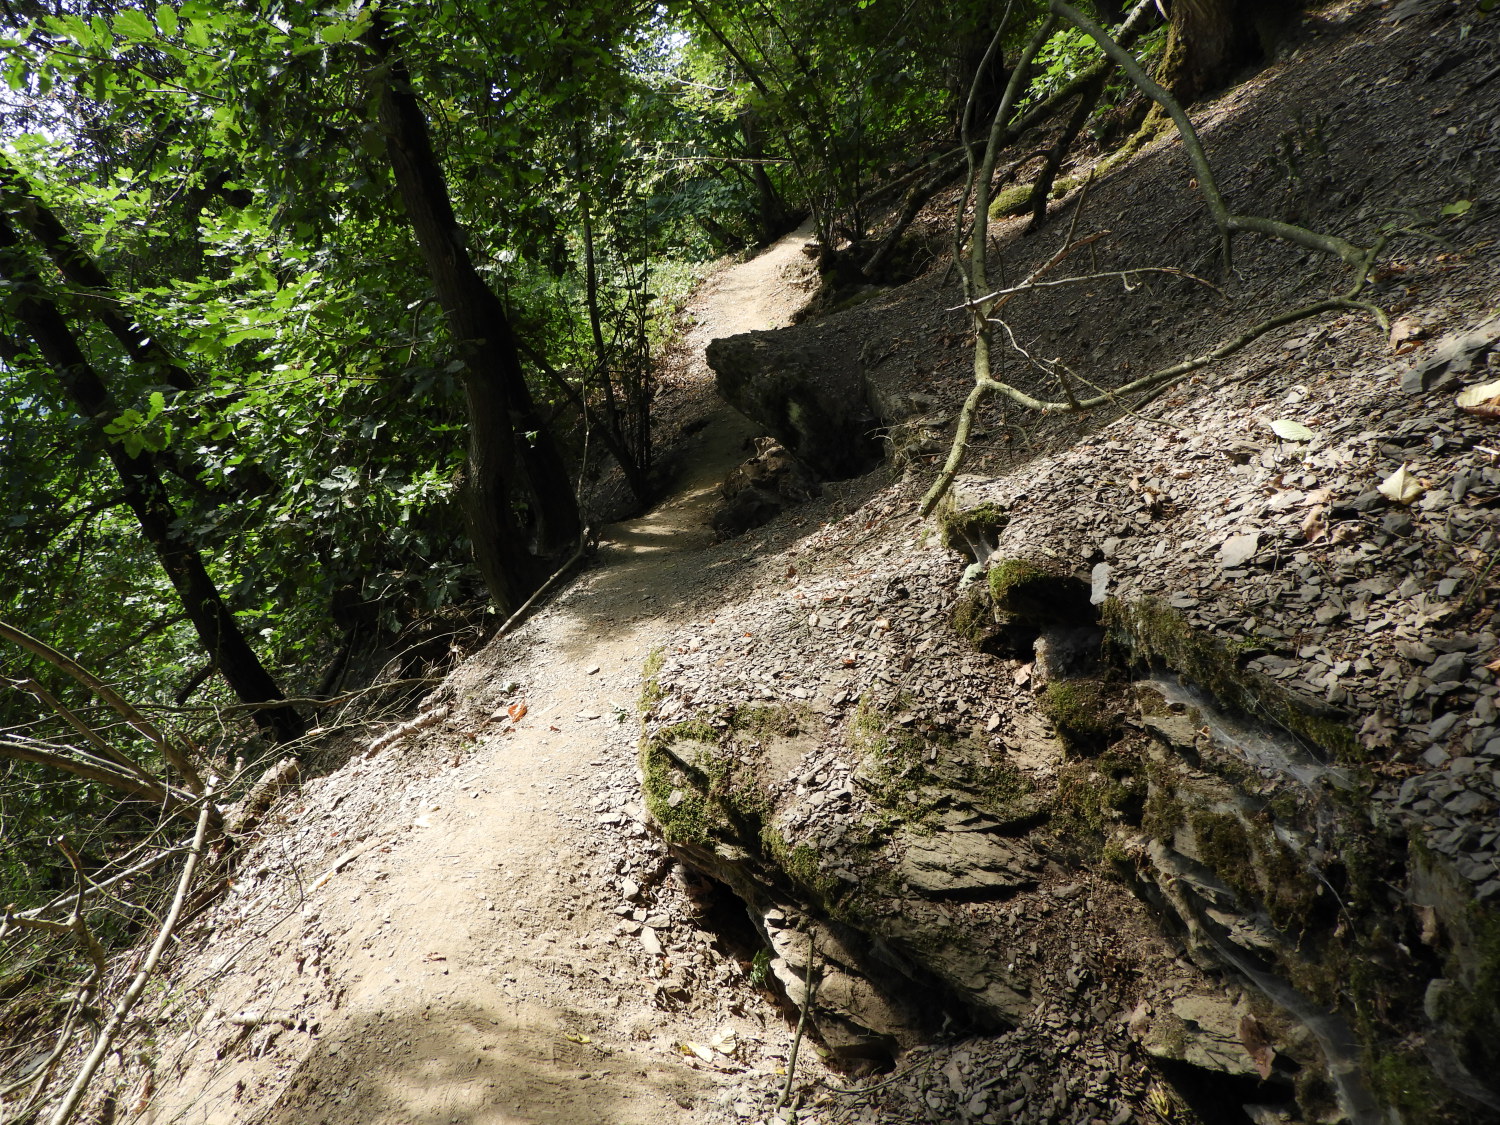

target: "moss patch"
[988,558,1092,624]
[640,717,723,846]
[949,585,996,649]
[639,646,667,713]
[1051,745,1148,864]
[847,695,1036,829]
[1188,808,1322,937]
[1039,680,1121,754]
[1102,598,1359,763]
[939,502,1009,558]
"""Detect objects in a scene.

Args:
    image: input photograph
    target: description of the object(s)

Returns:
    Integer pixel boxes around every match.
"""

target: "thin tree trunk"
[366,17,581,604]
[0,215,305,744]
[1026,72,1107,231]
[739,110,792,243]
[0,155,196,393]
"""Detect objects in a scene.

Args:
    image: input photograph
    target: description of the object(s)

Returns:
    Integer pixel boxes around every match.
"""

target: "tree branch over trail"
[1048,1,1372,269]
[919,2,1388,517]
[0,618,208,793]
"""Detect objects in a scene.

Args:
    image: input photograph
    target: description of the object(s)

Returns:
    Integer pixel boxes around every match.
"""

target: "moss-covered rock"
[988,558,1093,625]
[939,502,1009,560]
[1039,680,1122,754]
[1102,598,1360,763]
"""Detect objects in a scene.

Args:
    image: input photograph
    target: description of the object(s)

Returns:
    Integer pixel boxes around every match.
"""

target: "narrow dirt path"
[139,226,817,1125]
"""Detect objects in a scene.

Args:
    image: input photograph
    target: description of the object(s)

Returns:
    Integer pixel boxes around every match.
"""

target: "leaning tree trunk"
[366,17,581,610]
[0,214,305,745]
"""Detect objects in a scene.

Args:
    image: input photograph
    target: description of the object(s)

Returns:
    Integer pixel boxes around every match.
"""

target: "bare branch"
[0,618,205,795]
[954,264,1217,309]
[0,735,193,810]
[1047,0,1370,267]
[46,791,216,1125]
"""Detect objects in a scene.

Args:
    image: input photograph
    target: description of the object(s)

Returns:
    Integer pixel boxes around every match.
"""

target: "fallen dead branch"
[0,618,205,796]
[44,790,215,1125]
[366,702,451,757]
[0,734,197,811]
[920,2,1389,517]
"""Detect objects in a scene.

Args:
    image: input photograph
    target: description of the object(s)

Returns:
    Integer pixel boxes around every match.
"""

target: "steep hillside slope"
[657,3,1500,1123]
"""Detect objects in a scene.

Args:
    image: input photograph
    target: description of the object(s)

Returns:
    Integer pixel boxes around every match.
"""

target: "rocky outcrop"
[706,329,882,480]
[639,515,1500,1124]
[711,438,821,538]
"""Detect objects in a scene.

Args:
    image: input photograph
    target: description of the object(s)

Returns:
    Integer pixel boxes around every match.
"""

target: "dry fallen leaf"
[508,702,527,722]
[1301,506,1329,542]
[1268,418,1315,442]
[1457,380,1500,419]
[1238,1015,1277,1081]
[1388,315,1428,352]
[1377,464,1425,504]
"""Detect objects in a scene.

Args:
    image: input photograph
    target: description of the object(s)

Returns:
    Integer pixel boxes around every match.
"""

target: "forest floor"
[126,226,834,1125]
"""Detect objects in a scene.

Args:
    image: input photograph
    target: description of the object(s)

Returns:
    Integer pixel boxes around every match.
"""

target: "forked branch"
[920,1,1387,517]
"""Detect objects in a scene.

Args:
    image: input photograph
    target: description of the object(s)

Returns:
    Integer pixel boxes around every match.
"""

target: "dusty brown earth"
[127,225,829,1125]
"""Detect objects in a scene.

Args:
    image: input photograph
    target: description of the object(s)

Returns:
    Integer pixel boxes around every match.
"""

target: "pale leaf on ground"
[1268,419,1315,442]
[1377,464,1425,504]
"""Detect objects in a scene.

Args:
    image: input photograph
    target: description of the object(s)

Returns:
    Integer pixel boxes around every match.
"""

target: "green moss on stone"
[1040,680,1119,753]
[949,586,996,649]
[762,827,840,907]
[639,646,667,712]
[988,558,1092,624]
[640,717,727,846]
[1189,809,1320,936]
[1102,598,1359,763]
[940,502,1009,556]
[1052,747,1147,863]
[728,703,807,741]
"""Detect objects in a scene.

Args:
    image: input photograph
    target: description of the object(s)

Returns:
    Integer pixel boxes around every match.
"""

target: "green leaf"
[146,390,166,420]
[44,14,94,48]
[113,9,156,41]
[1441,199,1473,217]
[156,4,179,37]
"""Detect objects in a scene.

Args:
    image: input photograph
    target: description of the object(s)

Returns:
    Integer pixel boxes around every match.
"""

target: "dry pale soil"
[127,225,831,1125]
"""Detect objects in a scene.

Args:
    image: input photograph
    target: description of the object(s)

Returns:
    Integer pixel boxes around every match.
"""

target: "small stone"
[1448,791,1491,816]
[1429,712,1461,739]
[1398,640,1437,663]
[1426,652,1469,683]
[1219,533,1260,568]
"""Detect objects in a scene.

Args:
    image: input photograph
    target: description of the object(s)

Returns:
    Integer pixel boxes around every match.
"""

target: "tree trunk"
[739,110,793,243]
[366,17,581,608]
[0,157,276,500]
[951,16,1009,141]
[1158,0,1295,103]
[0,215,305,745]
